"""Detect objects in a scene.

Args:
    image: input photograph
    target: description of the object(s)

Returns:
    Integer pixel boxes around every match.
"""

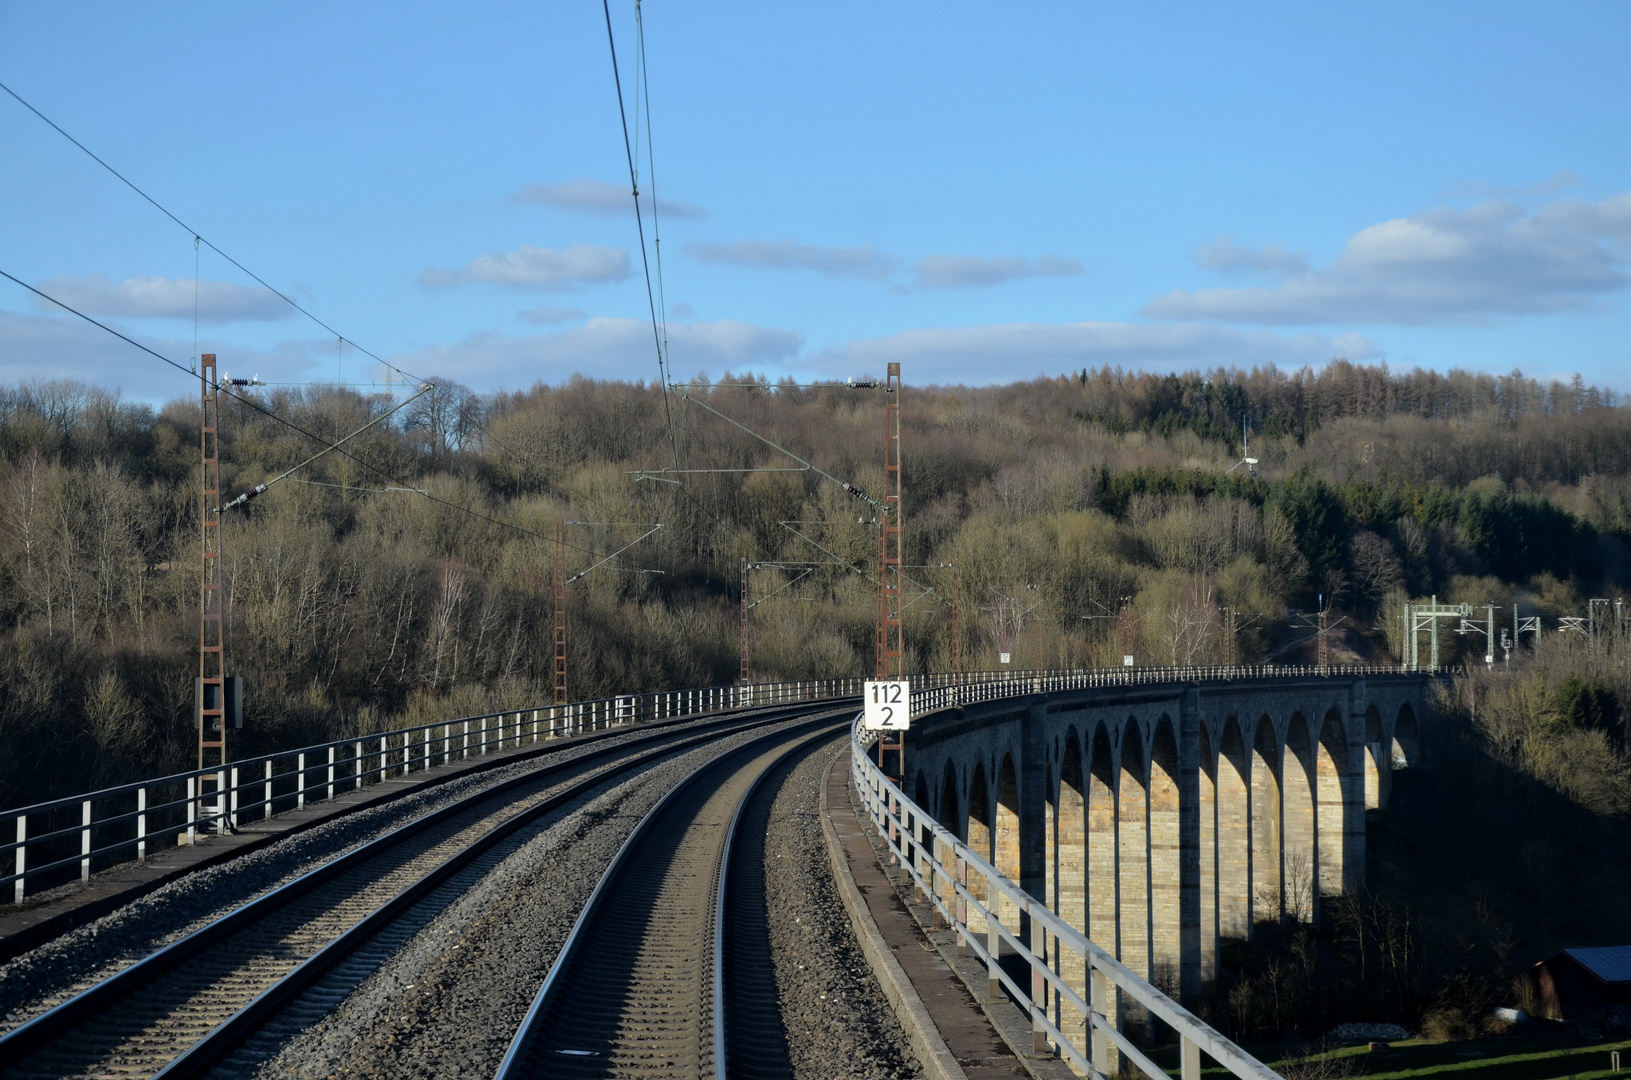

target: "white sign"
[1123,655,1135,667]
[999,652,1011,665]
[863,680,911,730]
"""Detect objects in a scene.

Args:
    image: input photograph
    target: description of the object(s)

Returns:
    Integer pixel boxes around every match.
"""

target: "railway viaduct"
[900,673,1427,1005]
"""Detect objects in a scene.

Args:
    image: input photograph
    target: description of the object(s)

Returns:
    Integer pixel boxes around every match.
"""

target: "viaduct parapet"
[902,673,1428,1006]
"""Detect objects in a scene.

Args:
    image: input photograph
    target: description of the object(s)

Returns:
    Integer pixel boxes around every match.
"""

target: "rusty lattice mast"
[876,362,902,678]
[876,363,905,776]
[739,557,751,684]
[199,354,227,781]
[554,516,567,706]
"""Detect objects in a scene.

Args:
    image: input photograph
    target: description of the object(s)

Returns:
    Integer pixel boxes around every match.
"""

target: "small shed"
[1532,946,1631,1020]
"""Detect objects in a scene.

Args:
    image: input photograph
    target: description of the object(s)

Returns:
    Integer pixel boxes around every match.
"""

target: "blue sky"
[2,2,1628,400]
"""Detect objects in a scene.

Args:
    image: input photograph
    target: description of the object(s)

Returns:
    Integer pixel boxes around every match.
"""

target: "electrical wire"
[567,524,664,583]
[220,383,432,511]
[0,78,423,388]
[600,0,680,469]
[284,478,426,495]
[0,268,608,558]
[678,390,882,510]
[747,567,812,610]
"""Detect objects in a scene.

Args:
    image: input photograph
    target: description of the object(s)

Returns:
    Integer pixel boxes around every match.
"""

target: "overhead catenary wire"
[566,524,664,584]
[600,0,679,467]
[746,567,813,611]
[220,383,433,511]
[678,390,883,511]
[284,478,427,495]
[0,78,423,388]
[0,269,610,559]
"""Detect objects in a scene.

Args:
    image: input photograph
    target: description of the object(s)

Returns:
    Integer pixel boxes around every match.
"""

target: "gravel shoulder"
[0,718,736,1035]
[241,715,851,1080]
[763,738,925,1080]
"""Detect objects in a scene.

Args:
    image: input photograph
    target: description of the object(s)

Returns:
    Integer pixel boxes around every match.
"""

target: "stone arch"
[1217,717,1251,939]
[1055,731,1088,1059]
[913,770,933,894]
[968,763,992,934]
[1250,715,1281,926]
[1087,723,1118,952]
[1282,713,1317,922]
[938,761,963,920]
[1393,703,1420,767]
[1363,705,1385,809]
[996,753,1022,927]
[1057,731,1087,936]
[1149,718,1182,989]
[1118,719,1151,978]
[1198,721,1219,979]
[1317,708,1356,897]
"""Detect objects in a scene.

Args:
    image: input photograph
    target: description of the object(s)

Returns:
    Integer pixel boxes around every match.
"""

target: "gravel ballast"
[762,739,925,1080]
[240,715,855,1080]
[0,715,755,1035]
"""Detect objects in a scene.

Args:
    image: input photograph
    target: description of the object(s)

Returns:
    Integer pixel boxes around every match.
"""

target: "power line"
[0,78,423,388]
[600,0,679,467]
[0,268,611,559]
[221,383,433,511]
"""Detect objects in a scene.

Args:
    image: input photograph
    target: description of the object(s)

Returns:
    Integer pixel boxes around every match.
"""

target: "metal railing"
[902,662,1411,717]
[3,662,1420,907]
[3,676,864,905]
[850,713,1282,1080]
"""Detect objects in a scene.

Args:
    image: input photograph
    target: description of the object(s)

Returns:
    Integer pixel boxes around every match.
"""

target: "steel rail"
[0,700,847,1076]
[711,718,839,1080]
[493,708,851,1079]
[145,712,815,1080]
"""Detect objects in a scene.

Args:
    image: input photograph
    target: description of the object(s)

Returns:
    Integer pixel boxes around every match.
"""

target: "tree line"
[1,363,1628,817]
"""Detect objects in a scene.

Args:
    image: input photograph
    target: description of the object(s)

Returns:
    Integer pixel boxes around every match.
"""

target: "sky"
[1,2,1629,403]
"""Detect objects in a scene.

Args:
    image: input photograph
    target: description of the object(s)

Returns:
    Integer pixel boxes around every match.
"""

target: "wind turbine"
[1225,418,1259,477]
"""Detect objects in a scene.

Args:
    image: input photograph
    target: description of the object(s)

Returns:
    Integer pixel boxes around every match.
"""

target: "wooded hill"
[3,361,1631,816]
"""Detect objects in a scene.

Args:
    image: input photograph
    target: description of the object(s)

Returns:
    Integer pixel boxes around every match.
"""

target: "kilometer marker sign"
[863,680,910,730]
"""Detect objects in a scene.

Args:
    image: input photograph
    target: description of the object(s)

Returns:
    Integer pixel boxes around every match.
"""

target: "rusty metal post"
[739,556,750,684]
[1319,603,1330,672]
[199,355,227,828]
[876,362,905,778]
[554,516,567,706]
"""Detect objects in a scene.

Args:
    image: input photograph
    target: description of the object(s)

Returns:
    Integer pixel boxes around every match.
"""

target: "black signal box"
[197,676,245,730]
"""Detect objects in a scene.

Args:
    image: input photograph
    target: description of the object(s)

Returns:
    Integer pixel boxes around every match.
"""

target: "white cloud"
[1193,236,1309,276]
[1146,193,1631,326]
[419,245,630,291]
[683,239,898,279]
[1441,170,1583,200]
[912,254,1083,290]
[31,272,291,324]
[517,304,585,326]
[513,178,707,220]
[0,308,350,401]
[393,317,803,385]
[810,321,1377,384]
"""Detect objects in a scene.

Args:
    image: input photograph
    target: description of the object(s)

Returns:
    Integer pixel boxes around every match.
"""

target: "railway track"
[0,700,852,1080]
[495,713,851,1080]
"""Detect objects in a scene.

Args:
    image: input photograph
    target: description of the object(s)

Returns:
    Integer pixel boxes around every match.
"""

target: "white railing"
[903,662,1411,718]
[4,662,1422,908]
[3,676,865,905]
[851,713,1283,1080]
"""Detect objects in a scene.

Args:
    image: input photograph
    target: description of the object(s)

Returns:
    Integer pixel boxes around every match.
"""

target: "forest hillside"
[3,360,1631,815]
